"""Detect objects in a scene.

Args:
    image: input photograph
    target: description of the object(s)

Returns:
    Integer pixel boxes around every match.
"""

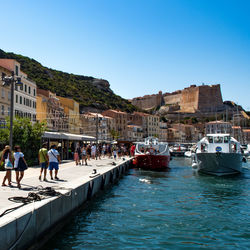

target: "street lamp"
[2,71,23,149]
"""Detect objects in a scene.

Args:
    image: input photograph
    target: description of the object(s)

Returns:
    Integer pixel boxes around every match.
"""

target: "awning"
[42,131,95,141]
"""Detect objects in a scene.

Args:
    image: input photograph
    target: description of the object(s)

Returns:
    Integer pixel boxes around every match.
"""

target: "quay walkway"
[0,157,132,250]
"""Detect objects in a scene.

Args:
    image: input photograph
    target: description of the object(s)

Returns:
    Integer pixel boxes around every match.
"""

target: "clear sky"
[1,0,249,109]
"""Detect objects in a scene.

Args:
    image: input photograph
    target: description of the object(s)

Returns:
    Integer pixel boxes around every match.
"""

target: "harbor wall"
[0,160,132,250]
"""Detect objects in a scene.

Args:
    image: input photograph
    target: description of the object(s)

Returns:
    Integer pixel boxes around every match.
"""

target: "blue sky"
[0,0,249,109]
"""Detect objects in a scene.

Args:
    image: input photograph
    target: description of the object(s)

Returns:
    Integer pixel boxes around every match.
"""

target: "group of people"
[0,143,61,188]
[1,142,135,188]
[73,143,132,166]
[0,145,28,188]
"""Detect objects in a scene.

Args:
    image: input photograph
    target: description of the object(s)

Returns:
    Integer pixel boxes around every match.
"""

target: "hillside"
[0,49,136,112]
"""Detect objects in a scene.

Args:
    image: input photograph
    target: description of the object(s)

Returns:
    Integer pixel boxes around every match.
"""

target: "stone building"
[130,91,163,110]
[102,110,128,140]
[131,84,225,114]
[0,59,37,122]
[36,89,68,132]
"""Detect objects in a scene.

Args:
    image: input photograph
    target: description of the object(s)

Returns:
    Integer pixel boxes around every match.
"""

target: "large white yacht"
[192,134,243,176]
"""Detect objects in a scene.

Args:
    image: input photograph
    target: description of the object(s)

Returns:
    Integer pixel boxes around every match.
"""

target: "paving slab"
[0,157,132,217]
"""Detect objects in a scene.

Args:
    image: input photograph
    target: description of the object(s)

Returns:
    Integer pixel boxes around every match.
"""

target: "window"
[8,92,11,101]
[24,97,26,105]
[16,94,18,103]
[28,86,31,94]
[208,136,213,143]
[20,84,23,91]
[1,105,4,115]
[7,107,10,116]
[25,84,27,92]
[1,89,4,98]
[214,136,223,143]
[33,89,36,96]
[224,136,230,143]
[20,96,22,105]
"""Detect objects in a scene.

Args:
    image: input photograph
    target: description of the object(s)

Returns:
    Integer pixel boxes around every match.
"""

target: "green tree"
[0,117,46,166]
[110,129,119,140]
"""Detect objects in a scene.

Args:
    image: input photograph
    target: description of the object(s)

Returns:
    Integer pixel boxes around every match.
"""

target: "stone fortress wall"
[130,84,224,113]
[130,91,163,110]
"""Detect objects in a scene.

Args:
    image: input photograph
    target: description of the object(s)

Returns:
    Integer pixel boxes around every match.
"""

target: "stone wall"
[131,84,224,114]
[180,85,200,113]
[197,84,223,112]
[163,92,182,105]
[130,91,163,110]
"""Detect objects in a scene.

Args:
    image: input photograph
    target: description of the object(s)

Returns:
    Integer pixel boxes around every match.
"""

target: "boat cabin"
[135,137,169,155]
[196,134,241,154]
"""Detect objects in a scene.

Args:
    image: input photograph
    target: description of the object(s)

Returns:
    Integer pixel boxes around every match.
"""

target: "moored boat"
[169,144,187,157]
[133,137,170,170]
[192,134,243,176]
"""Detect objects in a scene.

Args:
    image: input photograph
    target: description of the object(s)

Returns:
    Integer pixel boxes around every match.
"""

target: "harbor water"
[44,158,250,249]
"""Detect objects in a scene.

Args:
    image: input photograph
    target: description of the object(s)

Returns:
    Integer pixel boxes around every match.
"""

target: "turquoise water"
[44,159,250,249]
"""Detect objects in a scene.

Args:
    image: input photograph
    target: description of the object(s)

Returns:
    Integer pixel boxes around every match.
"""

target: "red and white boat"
[133,137,170,170]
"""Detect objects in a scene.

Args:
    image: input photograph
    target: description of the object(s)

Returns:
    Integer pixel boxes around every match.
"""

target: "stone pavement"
[0,157,131,216]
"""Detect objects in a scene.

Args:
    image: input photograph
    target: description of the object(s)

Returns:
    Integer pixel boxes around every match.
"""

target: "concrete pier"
[0,157,132,250]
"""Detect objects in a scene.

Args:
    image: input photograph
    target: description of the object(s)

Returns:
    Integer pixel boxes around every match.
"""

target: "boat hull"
[196,152,242,176]
[134,155,170,170]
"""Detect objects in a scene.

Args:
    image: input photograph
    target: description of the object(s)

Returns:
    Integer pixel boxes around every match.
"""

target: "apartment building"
[37,89,68,132]
[102,110,128,140]
[159,121,168,142]
[58,96,80,134]
[0,59,37,122]
[127,125,143,142]
[80,113,112,141]
[0,65,11,126]
[205,121,232,134]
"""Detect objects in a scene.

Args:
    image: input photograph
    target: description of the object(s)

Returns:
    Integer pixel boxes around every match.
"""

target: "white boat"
[192,134,243,176]
[169,144,187,157]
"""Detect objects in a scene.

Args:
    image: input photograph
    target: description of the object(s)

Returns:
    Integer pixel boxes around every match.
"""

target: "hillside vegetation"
[0,49,136,112]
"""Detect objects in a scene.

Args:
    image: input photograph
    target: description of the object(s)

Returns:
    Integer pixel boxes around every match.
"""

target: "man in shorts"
[48,145,61,180]
[38,143,49,181]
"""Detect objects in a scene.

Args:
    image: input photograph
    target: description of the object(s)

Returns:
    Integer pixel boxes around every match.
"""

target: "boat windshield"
[208,136,213,143]
[224,136,230,143]
[214,136,223,143]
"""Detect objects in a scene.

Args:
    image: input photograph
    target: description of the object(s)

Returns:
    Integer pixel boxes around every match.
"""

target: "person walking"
[38,143,49,181]
[91,144,96,159]
[81,145,87,165]
[48,145,61,180]
[74,143,81,166]
[113,146,117,160]
[14,145,28,189]
[1,145,13,186]
[87,144,91,161]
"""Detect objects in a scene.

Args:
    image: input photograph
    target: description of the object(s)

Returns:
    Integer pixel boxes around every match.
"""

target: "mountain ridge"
[0,49,136,113]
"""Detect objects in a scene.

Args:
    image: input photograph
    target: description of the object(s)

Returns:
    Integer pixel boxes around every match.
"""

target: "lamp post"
[2,71,22,149]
